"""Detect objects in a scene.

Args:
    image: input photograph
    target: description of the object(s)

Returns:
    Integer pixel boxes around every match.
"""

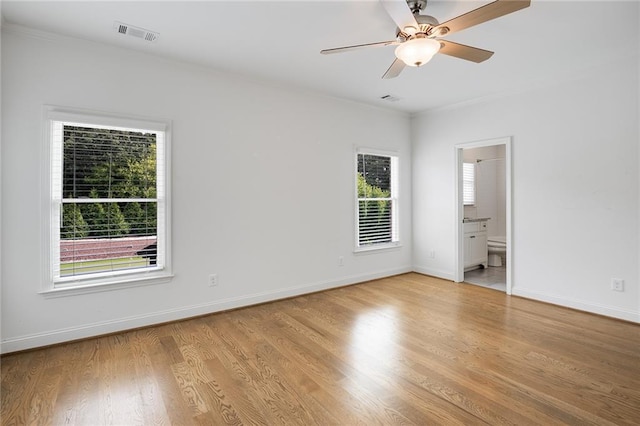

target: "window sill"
[354,243,402,254]
[39,272,174,298]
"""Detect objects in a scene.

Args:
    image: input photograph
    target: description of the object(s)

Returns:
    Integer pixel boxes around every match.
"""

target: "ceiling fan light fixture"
[394,37,440,67]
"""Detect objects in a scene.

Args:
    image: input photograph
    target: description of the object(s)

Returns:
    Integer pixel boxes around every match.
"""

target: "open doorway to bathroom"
[454,137,512,294]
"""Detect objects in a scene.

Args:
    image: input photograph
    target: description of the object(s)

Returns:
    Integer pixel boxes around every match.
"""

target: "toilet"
[487,236,506,267]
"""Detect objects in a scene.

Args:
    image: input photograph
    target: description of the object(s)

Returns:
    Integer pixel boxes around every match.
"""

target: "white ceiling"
[2,1,638,113]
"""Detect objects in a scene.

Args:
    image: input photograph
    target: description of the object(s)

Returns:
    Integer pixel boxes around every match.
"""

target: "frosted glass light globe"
[395,38,441,67]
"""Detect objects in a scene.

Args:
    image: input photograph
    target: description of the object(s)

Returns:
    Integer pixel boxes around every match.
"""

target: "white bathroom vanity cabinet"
[463,219,488,270]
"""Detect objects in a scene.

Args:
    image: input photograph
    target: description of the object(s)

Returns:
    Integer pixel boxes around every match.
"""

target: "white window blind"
[463,162,475,206]
[356,151,399,249]
[46,109,169,288]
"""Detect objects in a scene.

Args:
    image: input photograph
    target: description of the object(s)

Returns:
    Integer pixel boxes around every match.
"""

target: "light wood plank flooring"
[2,273,639,425]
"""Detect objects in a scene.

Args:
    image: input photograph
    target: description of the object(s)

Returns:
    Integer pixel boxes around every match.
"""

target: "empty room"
[1,0,639,424]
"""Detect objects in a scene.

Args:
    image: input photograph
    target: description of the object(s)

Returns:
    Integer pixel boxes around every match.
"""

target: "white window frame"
[355,148,400,252]
[40,106,172,296]
[463,162,476,206]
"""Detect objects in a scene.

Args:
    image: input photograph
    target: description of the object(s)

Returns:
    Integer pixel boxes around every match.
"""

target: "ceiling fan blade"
[380,0,419,32]
[382,58,406,79]
[433,0,530,36]
[438,40,494,63]
[320,40,398,55]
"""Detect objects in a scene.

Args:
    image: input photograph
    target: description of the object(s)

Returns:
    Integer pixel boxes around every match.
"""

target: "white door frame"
[454,136,513,294]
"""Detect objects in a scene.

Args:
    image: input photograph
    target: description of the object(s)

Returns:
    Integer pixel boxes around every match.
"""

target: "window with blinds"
[463,162,476,206]
[45,108,170,290]
[356,151,399,249]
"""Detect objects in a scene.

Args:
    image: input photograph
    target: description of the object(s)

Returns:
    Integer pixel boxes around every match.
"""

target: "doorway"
[454,137,512,294]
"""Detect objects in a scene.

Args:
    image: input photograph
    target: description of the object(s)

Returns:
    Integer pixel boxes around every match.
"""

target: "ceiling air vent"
[114,22,159,43]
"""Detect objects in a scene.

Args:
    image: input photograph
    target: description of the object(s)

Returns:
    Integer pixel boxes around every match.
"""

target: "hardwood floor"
[2,273,639,425]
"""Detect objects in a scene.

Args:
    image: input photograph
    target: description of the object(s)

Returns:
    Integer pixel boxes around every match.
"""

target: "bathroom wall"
[463,145,506,238]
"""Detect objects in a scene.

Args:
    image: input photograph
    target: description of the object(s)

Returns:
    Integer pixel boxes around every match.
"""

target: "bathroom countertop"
[463,217,491,223]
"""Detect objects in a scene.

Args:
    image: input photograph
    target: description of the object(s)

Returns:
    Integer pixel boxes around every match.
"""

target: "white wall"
[478,158,506,239]
[0,9,3,345]
[0,26,412,353]
[412,54,640,322]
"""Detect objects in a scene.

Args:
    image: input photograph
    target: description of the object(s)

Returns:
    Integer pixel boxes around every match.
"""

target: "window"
[463,162,475,206]
[356,150,399,250]
[43,108,171,292]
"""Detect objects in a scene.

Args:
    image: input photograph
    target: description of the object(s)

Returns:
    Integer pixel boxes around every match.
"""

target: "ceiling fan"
[320,0,531,79]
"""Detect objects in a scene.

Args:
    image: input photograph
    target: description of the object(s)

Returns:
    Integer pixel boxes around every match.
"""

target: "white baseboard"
[512,288,640,324]
[412,265,455,281]
[0,266,412,354]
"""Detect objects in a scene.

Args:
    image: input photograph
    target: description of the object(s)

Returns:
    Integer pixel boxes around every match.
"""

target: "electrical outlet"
[209,274,218,287]
[428,250,435,259]
[611,278,624,292]
[338,256,344,266]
